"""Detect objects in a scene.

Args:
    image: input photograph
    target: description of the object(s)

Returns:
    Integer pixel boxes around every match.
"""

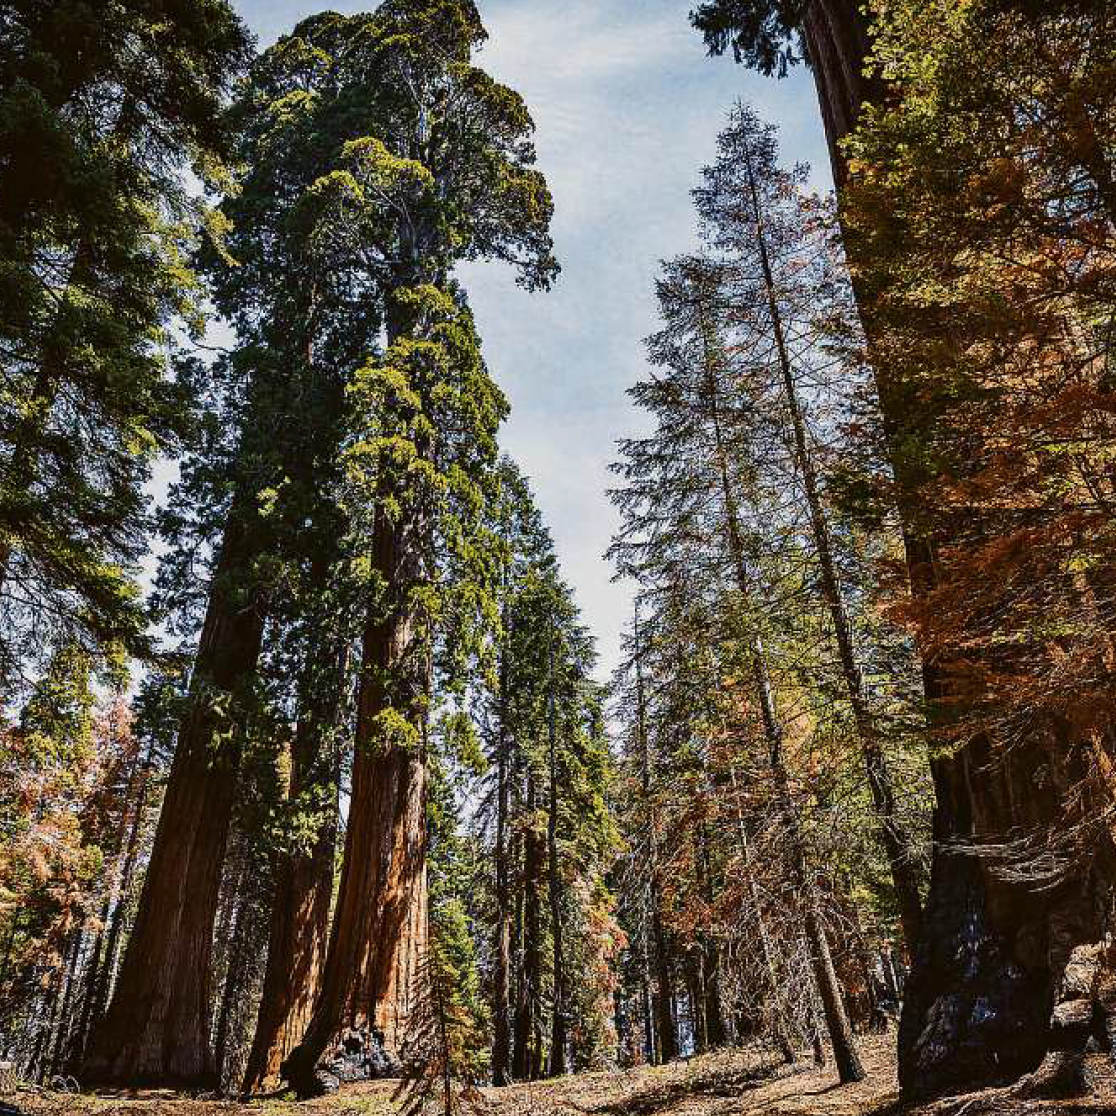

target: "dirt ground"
[8,1035,1116,1116]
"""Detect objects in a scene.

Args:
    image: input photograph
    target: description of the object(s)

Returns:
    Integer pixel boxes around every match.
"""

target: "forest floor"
[8,1035,1116,1116]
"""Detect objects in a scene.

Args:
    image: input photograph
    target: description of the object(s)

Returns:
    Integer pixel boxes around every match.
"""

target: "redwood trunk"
[281,506,428,1095]
[801,0,1107,1097]
[83,514,264,1088]
[243,662,342,1093]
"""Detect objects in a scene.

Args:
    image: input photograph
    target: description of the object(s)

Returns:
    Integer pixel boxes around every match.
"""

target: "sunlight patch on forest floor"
[9,1036,1116,1116]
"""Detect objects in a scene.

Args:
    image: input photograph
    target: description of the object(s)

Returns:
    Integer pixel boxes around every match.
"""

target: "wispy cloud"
[461,0,828,678]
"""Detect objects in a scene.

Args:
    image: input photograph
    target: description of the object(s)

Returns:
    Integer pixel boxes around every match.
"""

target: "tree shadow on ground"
[591,1058,795,1116]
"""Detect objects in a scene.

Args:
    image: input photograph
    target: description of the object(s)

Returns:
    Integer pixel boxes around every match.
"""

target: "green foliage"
[608,101,938,1053]
[690,0,807,76]
[476,460,620,1077]
[343,285,508,705]
[0,0,251,693]
[838,0,1116,764]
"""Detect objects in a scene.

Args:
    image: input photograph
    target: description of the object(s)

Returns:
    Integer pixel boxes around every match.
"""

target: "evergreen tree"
[279,2,557,1092]
[83,8,379,1086]
[478,462,617,1084]
[839,0,1116,1096]
[604,102,947,1080]
[691,104,926,955]
[0,0,251,693]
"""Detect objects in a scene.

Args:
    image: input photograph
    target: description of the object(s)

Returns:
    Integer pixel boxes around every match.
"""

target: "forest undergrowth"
[8,1037,1116,1116]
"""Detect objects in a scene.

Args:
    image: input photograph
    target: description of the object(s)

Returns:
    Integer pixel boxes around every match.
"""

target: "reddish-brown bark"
[82,516,264,1089]
[242,712,339,1093]
[798,0,1113,1097]
[281,507,429,1095]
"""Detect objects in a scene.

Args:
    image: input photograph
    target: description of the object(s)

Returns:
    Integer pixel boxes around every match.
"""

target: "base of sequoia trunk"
[283,1027,400,1097]
[899,852,1056,1098]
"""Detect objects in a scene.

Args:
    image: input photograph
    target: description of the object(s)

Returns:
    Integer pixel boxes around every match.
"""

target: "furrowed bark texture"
[83,515,264,1089]
[243,700,340,1093]
[281,504,428,1095]
[799,0,1111,1097]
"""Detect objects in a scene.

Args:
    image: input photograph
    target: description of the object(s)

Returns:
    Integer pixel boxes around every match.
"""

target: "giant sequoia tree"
[84,11,384,1087]
[278,2,557,1094]
[693,0,1116,1097]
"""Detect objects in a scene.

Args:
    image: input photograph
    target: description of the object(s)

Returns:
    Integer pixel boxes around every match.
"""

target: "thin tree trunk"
[688,954,708,1055]
[728,766,795,1062]
[640,932,656,1064]
[547,638,567,1078]
[751,623,865,1083]
[728,160,923,955]
[633,606,678,1065]
[213,889,250,1091]
[82,759,150,1052]
[696,827,726,1048]
[650,893,677,1064]
[491,615,513,1087]
[68,743,148,1071]
[46,932,81,1080]
[511,827,525,1065]
[513,775,544,1081]
[705,360,865,1084]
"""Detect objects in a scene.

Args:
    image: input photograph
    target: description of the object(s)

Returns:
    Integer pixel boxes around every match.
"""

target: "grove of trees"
[1,0,1114,1110]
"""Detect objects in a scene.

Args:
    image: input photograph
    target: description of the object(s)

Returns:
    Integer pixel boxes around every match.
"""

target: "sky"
[232,0,830,681]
